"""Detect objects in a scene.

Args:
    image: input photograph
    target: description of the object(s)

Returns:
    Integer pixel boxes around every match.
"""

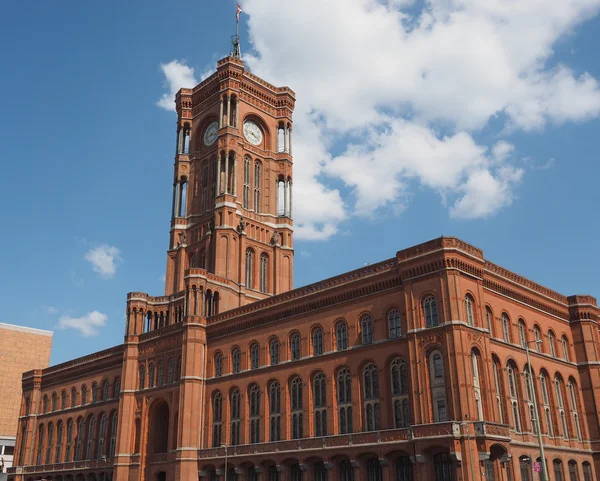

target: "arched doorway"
[148,401,169,454]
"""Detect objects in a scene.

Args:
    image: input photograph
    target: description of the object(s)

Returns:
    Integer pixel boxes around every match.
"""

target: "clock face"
[243,121,263,146]
[203,121,218,146]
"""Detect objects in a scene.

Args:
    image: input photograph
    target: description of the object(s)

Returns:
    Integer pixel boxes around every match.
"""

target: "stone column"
[289,128,292,155]
[227,95,231,127]
[233,154,237,196]
[173,183,181,217]
[193,289,198,316]
[235,99,239,128]
[284,181,289,217]
[351,460,362,481]
[225,153,230,194]
[201,291,206,317]
[289,182,293,219]
[284,126,289,153]
[219,97,224,128]
[217,155,222,194]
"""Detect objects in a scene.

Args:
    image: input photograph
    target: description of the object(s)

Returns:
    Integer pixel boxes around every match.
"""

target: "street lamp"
[525,340,548,481]
[221,443,228,481]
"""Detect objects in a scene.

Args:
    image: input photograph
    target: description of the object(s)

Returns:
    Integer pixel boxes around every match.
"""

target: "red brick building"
[8,53,600,481]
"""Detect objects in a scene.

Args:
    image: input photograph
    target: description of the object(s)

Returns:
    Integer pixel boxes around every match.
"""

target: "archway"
[148,401,169,454]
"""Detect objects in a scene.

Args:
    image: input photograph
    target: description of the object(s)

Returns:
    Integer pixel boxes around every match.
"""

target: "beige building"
[0,323,52,470]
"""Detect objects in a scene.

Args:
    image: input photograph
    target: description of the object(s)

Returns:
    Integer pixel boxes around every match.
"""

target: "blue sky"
[1,0,599,365]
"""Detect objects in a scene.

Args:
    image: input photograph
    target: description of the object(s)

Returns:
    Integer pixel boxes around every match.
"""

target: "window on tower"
[245,249,254,289]
[243,156,251,209]
[254,161,261,212]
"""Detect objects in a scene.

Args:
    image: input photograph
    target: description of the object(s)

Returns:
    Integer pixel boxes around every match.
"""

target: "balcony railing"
[10,458,114,475]
[148,452,176,464]
[474,422,511,439]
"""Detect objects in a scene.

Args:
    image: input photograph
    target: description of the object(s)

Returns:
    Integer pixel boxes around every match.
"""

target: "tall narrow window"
[243,156,250,209]
[269,381,281,441]
[534,326,542,352]
[52,392,58,412]
[36,424,44,465]
[423,296,439,327]
[562,336,570,361]
[254,161,261,212]
[315,462,328,481]
[212,391,222,447]
[232,348,241,374]
[568,382,583,441]
[260,253,268,293]
[42,395,48,413]
[486,307,493,334]
[340,461,354,481]
[81,385,87,405]
[65,420,73,462]
[312,327,324,355]
[336,321,348,350]
[86,415,96,460]
[109,412,118,458]
[250,342,260,369]
[388,309,401,338]
[71,388,77,408]
[97,413,106,459]
[270,338,279,365]
[214,353,223,377]
[502,314,511,343]
[582,463,593,481]
[367,459,382,481]
[75,418,84,461]
[430,352,448,422]
[518,321,527,348]
[158,361,165,386]
[549,331,556,357]
[168,359,175,384]
[519,457,532,481]
[114,377,121,398]
[202,164,208,213]
[102,380,109,401]
[391,359,409,428]
[493,361,504,424]
[230,388,241,446]
[290,333,301,360]
[361,316,373,344]
[471,352,484,421]
[249,384,260,443]
[465,295,474,326]
[46,422,54,464]
[91,382,98,403]
[554,460,565,481]
[139,366,146,390]
[291,464,304,481]
[556,377,569,439]
[245,249,254,289]
[507,367,521,431]
[396,456,413,481]
[569,462,580,481]
[434,453,454,481]
[313,372,327,436]
[61,390,67,410]
[290,376,303,439]
[337,368,353,434]
[363,363,380,431]
[148,364,155,388]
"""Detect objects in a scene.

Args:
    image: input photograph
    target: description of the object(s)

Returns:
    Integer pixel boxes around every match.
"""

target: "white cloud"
[158,0,600,239]
[57,311,108,337]
[84,244,121,279]
[159,273,166,282]
[157,60,199,111]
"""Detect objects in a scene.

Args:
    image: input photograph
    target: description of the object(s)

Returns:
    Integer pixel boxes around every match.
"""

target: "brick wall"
[0,324,52,438]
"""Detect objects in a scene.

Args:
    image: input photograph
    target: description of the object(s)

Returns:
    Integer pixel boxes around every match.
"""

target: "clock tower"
[164,55,295,315]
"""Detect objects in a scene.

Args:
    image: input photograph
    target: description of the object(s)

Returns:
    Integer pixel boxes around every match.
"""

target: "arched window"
[168,359,175,384]
[290,376,303,439]
[519,457,532,481]
[42,395,49,413]
[396,456,413,481]
[97,413,107,459]
[312,327,324,355]
[36,424,44,465]
[556,377,569,439]
[434,453,454,481]
[212,391,222,447]
[472,352,484,421]
[158,361,165,386]
[363,363,380,431]
[71,388,77,408]
[249,384,260,444]
[75,418,84,461]
[65,419,74,462]
[361,315,373,344]
[61,390,67,410]
[430,352,448,422]
[260,253,268,293]
[250,342,260,369]
[562,336,570,361]
[507,366,521,432]
[230,388,241,446]
[51,392,58,412]
[554,460,565,481]
[232,348,241,374]
[269,381,281,441]
[109,412,118,458]
[46,422,54,464]
[315,462,328,481]
[388,309,401,338]
[423,296,439,327]
[486,307,493,334]
[336,321,348,350]
[290,333,301,361]
[81,385,87,405]
[534,326,542,352]
[465,295,474,326]
[518,320,527,348]
[85,415,96,459]
[313,372,327,436]
[568,381,583,441]
[148,364,155,388]
[337,368,353,434]
[548,331,556,357]
[91,382,98,403]
[189,254,196,268]
[582,462,593,481]
[524,367,537,434]
[100,380,108,401]
[340,461,354,481]
[568,461,579,481]
[139,366,146,390]
[243,155,251,209]
[214,353,223,377]
[540,374,554,437]
[245,248,254,289]
[367,459,382,481]
[493,361,504,424]
[113,377,121,398]
[254,161,261,212]
[391,359,409,428]
[270,338,279,365]
[502,314,511,343]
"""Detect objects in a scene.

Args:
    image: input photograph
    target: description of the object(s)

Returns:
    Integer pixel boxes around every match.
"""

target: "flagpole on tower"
[231,4,242,58]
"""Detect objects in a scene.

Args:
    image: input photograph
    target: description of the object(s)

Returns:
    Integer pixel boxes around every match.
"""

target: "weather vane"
[231,4,242,58]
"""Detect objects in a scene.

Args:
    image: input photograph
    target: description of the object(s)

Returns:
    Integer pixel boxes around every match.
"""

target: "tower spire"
[231,4,242,58]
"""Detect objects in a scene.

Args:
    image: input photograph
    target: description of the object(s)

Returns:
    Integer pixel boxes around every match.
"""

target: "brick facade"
[7,56,600,481]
